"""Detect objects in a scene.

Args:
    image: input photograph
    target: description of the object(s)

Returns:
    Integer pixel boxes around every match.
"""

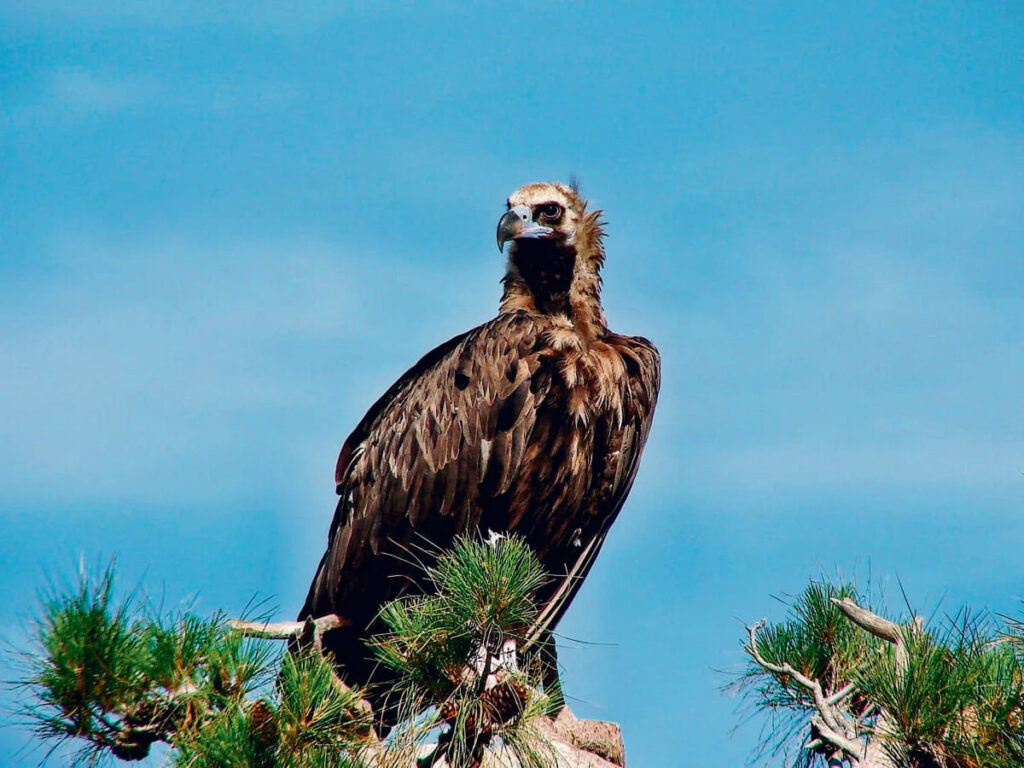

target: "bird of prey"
[299,181,660,719]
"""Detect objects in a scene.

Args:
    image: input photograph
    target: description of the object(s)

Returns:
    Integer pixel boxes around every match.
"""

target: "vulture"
[299,181,660,720]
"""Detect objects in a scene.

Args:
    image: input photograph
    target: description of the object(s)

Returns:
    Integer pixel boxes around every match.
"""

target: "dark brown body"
[299,182,660,717]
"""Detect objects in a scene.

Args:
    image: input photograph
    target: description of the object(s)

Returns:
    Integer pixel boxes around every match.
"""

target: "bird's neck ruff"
[500,210,607,339]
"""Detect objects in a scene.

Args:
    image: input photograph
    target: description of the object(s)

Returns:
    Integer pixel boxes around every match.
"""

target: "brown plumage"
[299,181,660,719]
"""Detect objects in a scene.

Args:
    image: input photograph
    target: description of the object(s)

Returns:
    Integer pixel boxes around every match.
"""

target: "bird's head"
[496,181,606,329]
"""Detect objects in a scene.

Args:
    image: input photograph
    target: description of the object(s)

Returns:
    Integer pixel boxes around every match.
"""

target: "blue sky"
[1,2,1022,765]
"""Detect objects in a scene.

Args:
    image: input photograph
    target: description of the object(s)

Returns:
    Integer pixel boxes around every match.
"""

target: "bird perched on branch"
[299,181,660,721]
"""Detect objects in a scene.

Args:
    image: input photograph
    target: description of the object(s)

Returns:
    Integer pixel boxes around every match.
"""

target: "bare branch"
[746,621,860,753]
[229,614,350,655]
[810,714,866,760]
[227,619,308,639]
[830,598,901,644]
[745,620,820,692]
[826,682,856,707]
[828,597,924,768]
[830,597,923,675]
[229,613,376,732]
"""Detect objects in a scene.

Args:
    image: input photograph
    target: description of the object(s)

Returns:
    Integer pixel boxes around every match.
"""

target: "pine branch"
[736,579,1024,768]
[372,535,552,768]
[745,619,865,761]
[15,537,629,768]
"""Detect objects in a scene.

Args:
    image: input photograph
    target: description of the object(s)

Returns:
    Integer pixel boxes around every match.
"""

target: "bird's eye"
[537,202,563,220]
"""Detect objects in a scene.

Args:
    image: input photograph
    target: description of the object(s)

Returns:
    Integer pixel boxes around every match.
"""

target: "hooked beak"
[496,205,554,252]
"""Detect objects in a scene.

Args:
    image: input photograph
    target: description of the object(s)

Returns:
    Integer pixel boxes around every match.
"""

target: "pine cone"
[481,677,529,726]
[248,698,278,753]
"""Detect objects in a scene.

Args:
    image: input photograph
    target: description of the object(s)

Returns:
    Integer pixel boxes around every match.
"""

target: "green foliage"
[735,579,1024,768]
[741,581,879,709]
[172,703,271,768]
[732,580,880,766]
[372,535,551,768]
[856,613,1024,767]
[432,535,548,638]
[23,564,272,761]
[18,536,556,768]
[271,650,369,761]
[173,651,370,768]
[19,563,369,766]
[28,564,154,759]
[374,536,547,698]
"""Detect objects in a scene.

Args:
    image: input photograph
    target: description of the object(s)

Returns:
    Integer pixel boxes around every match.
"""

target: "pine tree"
[733,579,1024,768]
[15,537,623,768]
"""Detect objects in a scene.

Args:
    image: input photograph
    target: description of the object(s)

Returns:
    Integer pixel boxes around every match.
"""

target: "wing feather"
[525,333,661,641]
[301,312,552,624]
[301,318,660,675]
